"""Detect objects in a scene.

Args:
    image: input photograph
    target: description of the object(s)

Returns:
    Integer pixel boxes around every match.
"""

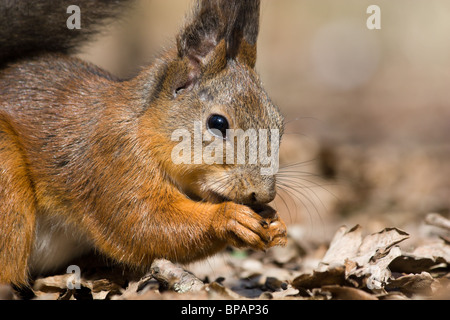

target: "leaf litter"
[3,213,448,300]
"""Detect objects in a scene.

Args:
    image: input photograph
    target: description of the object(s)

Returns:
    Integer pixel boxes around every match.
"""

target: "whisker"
[276,180,325,231]
[277,177,330,217]
[276,183,314,227]
[283,116,323,125]
[278,158,318,170]
[276,171,322,178]
[277,181,320,212]
[277,175,339,201]
[273,186,295,224]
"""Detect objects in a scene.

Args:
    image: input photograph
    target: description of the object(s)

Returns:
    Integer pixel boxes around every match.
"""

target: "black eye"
[207,114,229,139]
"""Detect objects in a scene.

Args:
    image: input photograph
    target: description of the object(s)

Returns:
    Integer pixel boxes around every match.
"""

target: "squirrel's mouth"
[190,189,231,204]
[174,178,230,203]
[205,190,231,203]
[199,189,277,217]
[183,185,274,216]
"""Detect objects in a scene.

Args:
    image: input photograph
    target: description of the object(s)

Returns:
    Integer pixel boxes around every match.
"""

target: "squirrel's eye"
[207,114,229,139]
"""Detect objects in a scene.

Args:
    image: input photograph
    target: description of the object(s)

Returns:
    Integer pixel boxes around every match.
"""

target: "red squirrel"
[0,0,287,286]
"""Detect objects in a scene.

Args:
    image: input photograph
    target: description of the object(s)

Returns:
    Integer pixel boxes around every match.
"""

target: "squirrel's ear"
[177,0,260,73]
[227,0,260,68]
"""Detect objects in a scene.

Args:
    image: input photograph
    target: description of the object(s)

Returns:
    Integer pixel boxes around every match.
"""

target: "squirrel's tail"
[0,0,133,66]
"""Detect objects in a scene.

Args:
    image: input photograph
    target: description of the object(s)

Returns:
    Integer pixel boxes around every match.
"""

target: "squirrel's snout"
[241,188,276,205]
[227,172,277,205]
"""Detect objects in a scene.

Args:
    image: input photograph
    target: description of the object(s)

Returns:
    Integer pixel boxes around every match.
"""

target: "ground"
[4,211,446,300]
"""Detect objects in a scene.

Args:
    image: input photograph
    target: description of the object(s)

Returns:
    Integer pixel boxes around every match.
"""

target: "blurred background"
[78,0,450,243]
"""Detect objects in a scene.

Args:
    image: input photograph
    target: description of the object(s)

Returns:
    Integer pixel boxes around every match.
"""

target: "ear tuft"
[226,0,260,62]
[177,0,260,72]
[177,1,226,65]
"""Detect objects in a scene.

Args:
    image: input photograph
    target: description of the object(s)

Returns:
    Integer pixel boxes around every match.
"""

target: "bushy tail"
[0,0,133,66]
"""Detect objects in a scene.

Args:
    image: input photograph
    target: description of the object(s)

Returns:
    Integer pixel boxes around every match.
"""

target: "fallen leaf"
[377,291,410,300]
[33,292,61,300]
[389,254,447,274]
[292,267,346,290]
[389,240,449,273]
[92,290,110,300]
[151,259,204,293]
[321,285,378,300]
[271,286,300,299]
[205,281,242,299]
[348,246,403,290]
[386,272,439,296]
[425,213,450,231]
[412,242,450,263]
[353,228,409,266]
[92,279,122,293]
[33,274,72,293]
[318,225,362,270]
[314,226,410,291]
[264,277,285,291]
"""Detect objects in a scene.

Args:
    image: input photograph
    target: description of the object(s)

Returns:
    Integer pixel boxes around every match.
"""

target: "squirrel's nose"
[245,189,276,205]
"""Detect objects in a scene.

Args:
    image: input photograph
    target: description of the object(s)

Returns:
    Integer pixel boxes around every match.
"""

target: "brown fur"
[0,0,286,286]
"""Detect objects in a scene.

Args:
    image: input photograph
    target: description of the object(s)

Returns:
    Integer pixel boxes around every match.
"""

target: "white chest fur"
[28,215,92,276]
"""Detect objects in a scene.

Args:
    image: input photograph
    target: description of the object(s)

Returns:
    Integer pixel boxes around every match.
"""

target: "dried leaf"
[204,282,242,299]
[318,225,362,270]
[425,213,450,231]
[151,259,204,293]
[318,226,409,273]
[377,291,410,300]
[292,267,346,290]
[389,240,449,273]
[271,286,300,299]
[350,246,403,290]
[321,285,378,300]
[412,242,450,263]
[33,274,72,293]
[92,279,122,293]
[353,228,409,266]
[389,254,447,274]
[264,277,285,291]
[92,290,110,300]
[386,272,439,296]
[33,292,61,300]
[344,259,358,274]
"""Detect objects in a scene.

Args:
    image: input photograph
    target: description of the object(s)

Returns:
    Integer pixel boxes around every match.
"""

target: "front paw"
[251,204,287,248]
[214,202,287,251]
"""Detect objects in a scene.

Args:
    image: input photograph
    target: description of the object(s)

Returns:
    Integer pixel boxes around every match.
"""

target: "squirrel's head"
[139,0,284,206]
